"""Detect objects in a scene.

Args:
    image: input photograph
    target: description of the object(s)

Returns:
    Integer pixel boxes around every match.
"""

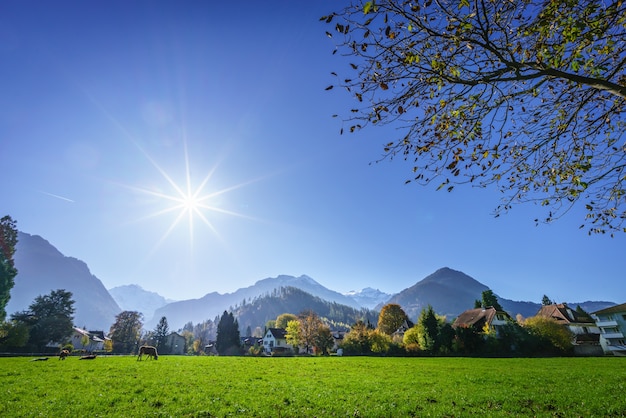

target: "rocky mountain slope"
[7,232,121,330]
[109,284,173,322]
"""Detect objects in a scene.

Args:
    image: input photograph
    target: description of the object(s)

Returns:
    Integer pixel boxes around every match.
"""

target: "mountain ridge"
[8,232,617,332]
[8,232,121,330]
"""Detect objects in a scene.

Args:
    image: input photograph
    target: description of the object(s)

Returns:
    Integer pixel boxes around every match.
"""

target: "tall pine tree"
[216,311,240,355]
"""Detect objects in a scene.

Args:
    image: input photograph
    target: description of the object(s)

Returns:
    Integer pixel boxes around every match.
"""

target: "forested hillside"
[234,286,378,333]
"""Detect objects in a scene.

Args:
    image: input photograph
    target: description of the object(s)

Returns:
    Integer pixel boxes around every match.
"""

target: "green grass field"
[1,356,624,417]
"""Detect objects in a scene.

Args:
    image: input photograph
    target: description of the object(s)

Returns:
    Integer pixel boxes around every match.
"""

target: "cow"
[59,349,70,360]
[137,345,158,361]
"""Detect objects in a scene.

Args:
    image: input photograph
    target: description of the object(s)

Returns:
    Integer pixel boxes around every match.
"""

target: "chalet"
[391,319,415,341]
[591,303,626,356]
[452,307,511,337]
[535,303,602,356]
[262,328,292,354]
[68,327,105,351]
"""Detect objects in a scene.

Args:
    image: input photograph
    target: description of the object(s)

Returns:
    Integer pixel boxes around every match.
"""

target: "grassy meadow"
[1,355,624,417]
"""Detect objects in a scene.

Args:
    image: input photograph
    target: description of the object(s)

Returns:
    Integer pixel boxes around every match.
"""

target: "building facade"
[591,303,626,356]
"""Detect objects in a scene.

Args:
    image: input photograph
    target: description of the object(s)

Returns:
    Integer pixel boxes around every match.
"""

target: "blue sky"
[1,1,624,304]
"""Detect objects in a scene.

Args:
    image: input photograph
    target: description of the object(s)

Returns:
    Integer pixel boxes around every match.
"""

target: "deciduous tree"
[12,289,75,350]
[298,310,324,354]
[275,313,298,329]
[109,310,143,354]
[341,320,375,355]
[377,303,409,335]
[523,315,573,354]
[285,319,302,351]
[313,324,335,355]
[0,320,29,349]
[323,1,626,234]
[0,215,18,322]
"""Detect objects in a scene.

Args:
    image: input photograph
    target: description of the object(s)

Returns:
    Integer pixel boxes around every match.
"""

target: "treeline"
[342,304,573,357]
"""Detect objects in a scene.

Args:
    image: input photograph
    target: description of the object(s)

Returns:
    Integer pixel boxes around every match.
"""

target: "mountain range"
[7,231,617,332]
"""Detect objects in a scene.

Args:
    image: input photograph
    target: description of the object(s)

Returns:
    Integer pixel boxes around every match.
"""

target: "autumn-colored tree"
[523,316,573,354]
[402,325,421,352]
[377,303,409,335]
[298,310,325,354]
[0,215,18,322]
[313,324,335,355]
[275,313,298,329]
[285,319,302,353]
[370,331,392,354]
[341,320,375,355]
[323,1,626,234]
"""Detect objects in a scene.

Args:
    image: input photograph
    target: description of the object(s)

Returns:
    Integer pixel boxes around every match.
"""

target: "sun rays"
[113,137,266,261]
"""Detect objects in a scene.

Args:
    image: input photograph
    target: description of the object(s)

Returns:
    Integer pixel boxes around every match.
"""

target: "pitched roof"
[452,307,497,329]
[535,303,595,324]
[592,303,626,315]
[267,328,288,339]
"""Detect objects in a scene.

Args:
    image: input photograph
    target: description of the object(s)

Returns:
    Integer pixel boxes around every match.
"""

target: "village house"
[262,328,292,354]
[164,332,186,355]
[391,319,415,341]
[535,303,602,356]
[48,327,105,352]
[591,303,626,356]
[452,306,511,337]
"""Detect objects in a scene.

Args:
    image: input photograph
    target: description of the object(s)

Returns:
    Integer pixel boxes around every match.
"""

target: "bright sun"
[128,141,253,252]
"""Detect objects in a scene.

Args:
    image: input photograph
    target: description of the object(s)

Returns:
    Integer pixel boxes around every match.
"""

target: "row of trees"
[342,296,575,357]
[105,310,242,356]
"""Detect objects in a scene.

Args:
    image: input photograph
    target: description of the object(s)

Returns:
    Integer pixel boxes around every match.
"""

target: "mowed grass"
[1,356,625,417]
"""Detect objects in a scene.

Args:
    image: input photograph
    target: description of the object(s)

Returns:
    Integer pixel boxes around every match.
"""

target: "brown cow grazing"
[137,345,158,361]
[59,349,70,360]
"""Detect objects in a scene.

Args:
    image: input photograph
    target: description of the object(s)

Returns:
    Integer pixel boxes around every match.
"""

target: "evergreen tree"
[481,290,504,311]
[152,316,169,353]
[216,311,240,355]
[541,295,553,306]
[416,305,439,353]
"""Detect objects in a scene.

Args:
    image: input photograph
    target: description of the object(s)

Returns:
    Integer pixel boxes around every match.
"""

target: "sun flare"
[126,141,256,253]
